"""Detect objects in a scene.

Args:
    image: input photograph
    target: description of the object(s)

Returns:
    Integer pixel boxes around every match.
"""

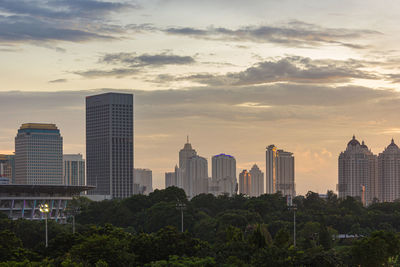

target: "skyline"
[2,1,400,194]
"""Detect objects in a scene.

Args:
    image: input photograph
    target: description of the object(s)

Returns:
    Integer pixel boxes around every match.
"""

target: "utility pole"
[176,201,186,232]
[39,204,50,248]
[287,197,297,248]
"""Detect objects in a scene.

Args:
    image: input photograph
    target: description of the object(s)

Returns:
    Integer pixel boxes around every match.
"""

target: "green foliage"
[3,189,400,266]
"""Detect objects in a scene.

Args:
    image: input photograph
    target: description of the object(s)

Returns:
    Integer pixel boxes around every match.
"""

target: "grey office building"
[86,93,134,199]
[15,123,63,185]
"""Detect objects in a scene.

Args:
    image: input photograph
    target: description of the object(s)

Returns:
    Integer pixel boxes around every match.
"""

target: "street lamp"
[176,201,186,233]
[288,204,297,248]
[39,203,50,248]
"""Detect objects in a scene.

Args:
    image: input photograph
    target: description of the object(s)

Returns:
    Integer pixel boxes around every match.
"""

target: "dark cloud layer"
[101,52,195,67]
[0,0,135,46]
[163,21,380,48]
[75,52,196,78]
[155,56,379,86]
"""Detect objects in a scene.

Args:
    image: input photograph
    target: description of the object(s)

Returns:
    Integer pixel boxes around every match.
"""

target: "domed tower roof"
[387,138,399,149]
[361,140,368,149]
[347,135,360,147]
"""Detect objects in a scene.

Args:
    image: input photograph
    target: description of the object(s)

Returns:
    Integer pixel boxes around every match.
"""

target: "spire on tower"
[187,135,189,143]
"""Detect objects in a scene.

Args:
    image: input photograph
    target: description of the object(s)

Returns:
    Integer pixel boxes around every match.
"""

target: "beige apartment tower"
[338,136,378,205]
[266,145,295,197]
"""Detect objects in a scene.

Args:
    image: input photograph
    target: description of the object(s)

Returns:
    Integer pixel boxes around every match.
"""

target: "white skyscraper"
[63,154,85,186]
[134,168,153,195]
[266,145,295,197]
[378,139,400,202]
[338,136,377,205]
[249,164,264,197]
[186,156,209,198]
[212,153,237,196]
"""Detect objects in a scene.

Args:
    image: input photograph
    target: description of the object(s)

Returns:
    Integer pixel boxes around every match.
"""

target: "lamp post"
[39,203,50,248]
[176,201,186,233]
[288,204,297,248]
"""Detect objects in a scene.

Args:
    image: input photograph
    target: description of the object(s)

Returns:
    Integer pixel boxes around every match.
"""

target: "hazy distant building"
[0,154,14,184]
[338,136,377,205]
[186,156,209,198]
[165,172,175,188]
[15,123,63,185]
[63,154,85,186]
[165,165,184,189]
[249,164,264,197]
[239,170,251,195]
[86,93,134,199]
[266,145,295,197]
[134,168,153,195]
[378,139,400,202]
[212,153,237,196]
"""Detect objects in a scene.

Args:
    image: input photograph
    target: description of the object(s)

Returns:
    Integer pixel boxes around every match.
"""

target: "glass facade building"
[86,93,134,199]
[63,154,85,186]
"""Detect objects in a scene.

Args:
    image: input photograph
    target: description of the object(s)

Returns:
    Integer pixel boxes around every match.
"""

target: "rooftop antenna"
[187,135,189,143]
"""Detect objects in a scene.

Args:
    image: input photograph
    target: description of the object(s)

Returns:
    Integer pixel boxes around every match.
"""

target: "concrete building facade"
[63,154,85,186]
[338,136,378,205]
[15,123,63,185]
[212,153,237,196]
[86,93,134,199]
[378,139,400,202]
[134,168,153,195]
[266,145,295,197]
[249,164,264,197]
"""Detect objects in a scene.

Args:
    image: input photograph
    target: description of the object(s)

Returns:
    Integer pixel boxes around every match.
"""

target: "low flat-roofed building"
[0,184,94,222]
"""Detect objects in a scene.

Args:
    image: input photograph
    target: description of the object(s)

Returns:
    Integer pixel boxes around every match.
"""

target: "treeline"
[1,187,400,266]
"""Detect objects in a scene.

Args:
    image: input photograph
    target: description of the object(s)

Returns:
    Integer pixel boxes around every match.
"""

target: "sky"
[1,0,400,195]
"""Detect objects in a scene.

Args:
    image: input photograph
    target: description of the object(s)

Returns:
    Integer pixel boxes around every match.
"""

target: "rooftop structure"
[0,184,94,222]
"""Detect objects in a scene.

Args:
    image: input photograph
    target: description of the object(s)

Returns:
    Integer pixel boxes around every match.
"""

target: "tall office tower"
[134,168,153,195]
[250,164,264,197]
[15,123,63,185]
[179,138,197,195]
[0,154,15,184]
[239,170,251,195]
[63,154,85,186]
[186,155,208,198]
[212,153,237,196]
[266,145,295,197]
[338,136,377,205]
[378,139,400,202]
[179,137,197,168]
[86,93,134,199]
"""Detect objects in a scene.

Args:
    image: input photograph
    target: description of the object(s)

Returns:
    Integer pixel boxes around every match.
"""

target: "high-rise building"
[378,139,400,202]
[266,145,295,197]
[212,153,237,196]
[63,154,85,186]
[134,168,153,195]
[249,164,264,197]
[165,165,184,188]
[15,123,63,185]
[86,93,134,199]
[186,156,208,198]
[338,136,377,205]
[239,169,251,195]
[0,154,14,184]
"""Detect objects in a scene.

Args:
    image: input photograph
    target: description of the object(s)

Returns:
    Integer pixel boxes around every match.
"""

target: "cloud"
[75,52,196,78]
[48,79,67,83]
[156,56,379,86]
[101,52,195,67]
[0,0,136,47]
[73,68,140,78]
[163,21,380,48]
